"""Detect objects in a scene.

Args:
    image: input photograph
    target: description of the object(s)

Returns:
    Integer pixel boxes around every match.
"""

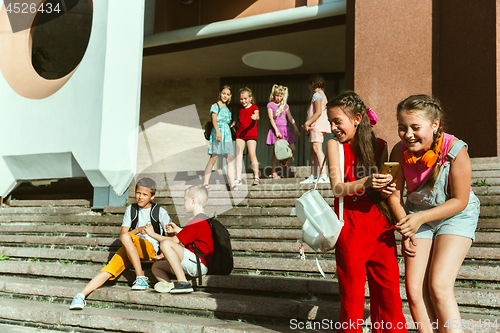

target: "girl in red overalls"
[326,91,407,332]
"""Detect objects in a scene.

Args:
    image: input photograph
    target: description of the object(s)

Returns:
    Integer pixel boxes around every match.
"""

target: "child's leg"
[246,139,259,179]
[309,142,318,177]
[159,239,188,282]
[119,232,145,277]
[80,271,113,297]
[271,152,277,174]
[226,155,236,188]
[235,139,246,181]
[289,142,296,154]
[427,235,472,332]
[203,155,218,186]
[366,232,408,332]
[152,261,173,283]
[404,239,435,333]
[312,142,326,175]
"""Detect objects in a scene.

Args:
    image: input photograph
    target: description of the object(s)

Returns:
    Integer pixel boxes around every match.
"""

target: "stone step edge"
[0,279,499,333]
[2,273,499,310]
[0,297,294,333]
[8,199,91,207]
[1,257,499,288]
[0,276,340,321]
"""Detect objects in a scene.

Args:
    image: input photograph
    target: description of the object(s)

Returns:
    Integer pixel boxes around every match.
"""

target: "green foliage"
[33,257,39,262]
[283,271,290,277]
[58,259,73,265]
[0,254,9,260]
[474,179,492,187]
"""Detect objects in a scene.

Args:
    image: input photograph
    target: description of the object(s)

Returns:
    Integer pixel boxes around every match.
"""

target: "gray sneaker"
[170,281,194,294]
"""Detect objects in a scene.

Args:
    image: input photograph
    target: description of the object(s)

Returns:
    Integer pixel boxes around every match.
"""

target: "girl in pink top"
[266,84,300,179]
[388,95,479,333]
[301,74,332,184]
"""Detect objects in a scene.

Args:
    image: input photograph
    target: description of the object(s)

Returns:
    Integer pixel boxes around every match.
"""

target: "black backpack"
[190,217,233,286]
[129,203,165,254]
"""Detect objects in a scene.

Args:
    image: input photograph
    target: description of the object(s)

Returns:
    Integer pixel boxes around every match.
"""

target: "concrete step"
[0,214,121,224]
[0,296,296,333]
[0,206,92,215]
[7,199,91,207]
[1,237,498,267]
[1,270,500,317]
[470,156,500,169]
[106,204,500,221]
[0,224,120,235]
[0,276,341,323]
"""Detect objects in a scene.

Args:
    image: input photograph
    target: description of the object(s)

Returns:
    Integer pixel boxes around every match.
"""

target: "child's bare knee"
[119,232,132,243]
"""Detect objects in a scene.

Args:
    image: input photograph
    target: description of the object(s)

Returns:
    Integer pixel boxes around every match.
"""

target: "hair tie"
[367,107,378,127]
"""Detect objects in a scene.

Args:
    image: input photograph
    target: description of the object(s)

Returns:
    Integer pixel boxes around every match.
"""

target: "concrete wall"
[346,0,433,152]
[140,77,221,125]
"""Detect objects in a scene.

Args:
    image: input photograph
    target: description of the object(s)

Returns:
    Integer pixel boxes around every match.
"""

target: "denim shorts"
[408,192,480,241]
[171,248,208,277]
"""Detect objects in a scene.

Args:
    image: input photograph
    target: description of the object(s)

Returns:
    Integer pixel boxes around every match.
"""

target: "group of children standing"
[203,74,332,189]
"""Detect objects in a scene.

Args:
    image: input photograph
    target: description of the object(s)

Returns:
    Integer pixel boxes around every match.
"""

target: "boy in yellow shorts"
[70,177,171,310]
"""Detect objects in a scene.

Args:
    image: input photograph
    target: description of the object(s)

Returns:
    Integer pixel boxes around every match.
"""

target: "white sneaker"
[300,175,317,184]
[318,174,330,183]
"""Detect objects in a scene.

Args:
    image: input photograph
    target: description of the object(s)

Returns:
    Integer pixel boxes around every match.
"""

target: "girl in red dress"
[234,87,260,185]
[326,91,407,332]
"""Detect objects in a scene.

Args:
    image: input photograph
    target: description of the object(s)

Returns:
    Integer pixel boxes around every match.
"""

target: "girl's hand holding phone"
[365,173,393,190]
[380,182,396,198]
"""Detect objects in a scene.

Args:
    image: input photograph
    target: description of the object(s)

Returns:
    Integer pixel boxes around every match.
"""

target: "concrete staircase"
[0,157,499,332]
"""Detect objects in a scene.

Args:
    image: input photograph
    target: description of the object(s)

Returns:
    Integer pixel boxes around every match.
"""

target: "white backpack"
[295,139,344,278]
[274,139,294,167]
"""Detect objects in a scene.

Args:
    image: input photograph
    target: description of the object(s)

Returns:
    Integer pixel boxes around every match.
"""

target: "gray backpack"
[274,139,294,166]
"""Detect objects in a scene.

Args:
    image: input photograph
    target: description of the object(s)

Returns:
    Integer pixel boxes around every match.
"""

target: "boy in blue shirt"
[70,178,171,310]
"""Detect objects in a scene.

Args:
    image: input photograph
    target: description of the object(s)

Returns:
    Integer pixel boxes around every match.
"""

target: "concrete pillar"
[346,0,433,152]
[348,0,499,157]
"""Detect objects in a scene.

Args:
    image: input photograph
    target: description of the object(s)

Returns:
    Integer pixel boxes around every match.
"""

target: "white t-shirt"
[121,205,171,253]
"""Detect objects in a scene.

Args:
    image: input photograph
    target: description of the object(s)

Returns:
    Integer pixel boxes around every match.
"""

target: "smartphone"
[380,162,399,179]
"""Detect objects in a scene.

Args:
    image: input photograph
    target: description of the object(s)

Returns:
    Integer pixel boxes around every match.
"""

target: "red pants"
[335,196,407,333]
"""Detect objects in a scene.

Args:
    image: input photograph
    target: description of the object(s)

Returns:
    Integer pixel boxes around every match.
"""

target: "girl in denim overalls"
[389,95,480,333]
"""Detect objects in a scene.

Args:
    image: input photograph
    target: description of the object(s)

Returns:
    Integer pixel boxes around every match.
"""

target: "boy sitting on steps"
[145,185,214,294]
[70,177,171,310]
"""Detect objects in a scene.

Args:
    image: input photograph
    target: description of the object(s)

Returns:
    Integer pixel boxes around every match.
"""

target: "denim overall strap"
[446,140,467,161]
